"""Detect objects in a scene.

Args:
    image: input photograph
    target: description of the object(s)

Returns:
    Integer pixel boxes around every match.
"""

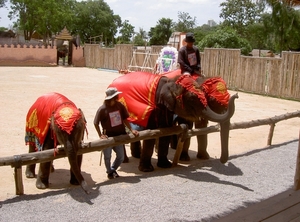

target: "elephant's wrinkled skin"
[109,70,238,172]
[25,92,89,194]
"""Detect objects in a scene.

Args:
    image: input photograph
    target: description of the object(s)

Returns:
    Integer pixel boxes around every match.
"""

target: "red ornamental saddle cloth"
[109,72,162,128]
[25,92,81,150]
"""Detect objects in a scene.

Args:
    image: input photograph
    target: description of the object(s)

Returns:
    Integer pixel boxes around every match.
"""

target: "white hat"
[105,87,122,100]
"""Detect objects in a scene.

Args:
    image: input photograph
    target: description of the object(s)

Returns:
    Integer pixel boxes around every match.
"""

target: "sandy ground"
[0,66,299,201]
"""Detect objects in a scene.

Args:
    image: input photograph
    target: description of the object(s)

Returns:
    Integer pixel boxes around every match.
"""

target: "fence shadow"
[1,139,297,206]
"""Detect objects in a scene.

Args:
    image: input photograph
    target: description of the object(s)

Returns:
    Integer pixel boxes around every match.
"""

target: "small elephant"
[108,69,238,172]
[25,92,89,193]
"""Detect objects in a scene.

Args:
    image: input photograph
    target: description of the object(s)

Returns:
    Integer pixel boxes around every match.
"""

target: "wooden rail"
[1,110,299,195]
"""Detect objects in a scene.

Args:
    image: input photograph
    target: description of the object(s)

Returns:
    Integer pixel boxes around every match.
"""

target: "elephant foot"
[25,165,36,178]
[179,152,190,161]
[138,162,154,172]
[70,178,80,185]
[70,172,80,185]
[197,151,210,160]
[157,157,172,168]
[36,177,49,189]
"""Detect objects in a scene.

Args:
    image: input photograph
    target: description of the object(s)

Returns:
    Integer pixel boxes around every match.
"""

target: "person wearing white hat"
[178,32,202,76]
[94,87,139,179]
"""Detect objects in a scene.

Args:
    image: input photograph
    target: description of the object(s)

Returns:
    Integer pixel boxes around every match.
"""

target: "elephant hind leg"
[25,144,36,178]
[130,141,141,158]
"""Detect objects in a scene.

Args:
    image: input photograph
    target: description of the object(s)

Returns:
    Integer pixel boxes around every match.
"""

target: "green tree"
[73,0,120,45]
[118,20,134,44]
[197,27,252,55]
[148,18,173,45]
[173,11,196,32]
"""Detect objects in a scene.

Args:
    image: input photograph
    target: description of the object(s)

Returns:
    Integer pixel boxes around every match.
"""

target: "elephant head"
[51,107,89,193]
[159,74,238,123]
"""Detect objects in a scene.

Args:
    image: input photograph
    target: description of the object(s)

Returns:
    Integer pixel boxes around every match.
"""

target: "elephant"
[25,92,89,193]
[108,69,238,172]
[171,75,233,163]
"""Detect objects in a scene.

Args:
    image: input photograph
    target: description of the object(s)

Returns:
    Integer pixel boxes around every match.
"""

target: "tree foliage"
[220,0,264,37]
[263,0,300,51]
[117,20,134,44]
[148,18,173,45]
[0,0,6,8]
[197,27,252,55]
[133,28,147,46]
[173,11,196,32]
[72,0,120,45]
[9,0,76,42]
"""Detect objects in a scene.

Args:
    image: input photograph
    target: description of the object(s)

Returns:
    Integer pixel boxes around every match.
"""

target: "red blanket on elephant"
[25,92,81,151]
[109,72,162,128]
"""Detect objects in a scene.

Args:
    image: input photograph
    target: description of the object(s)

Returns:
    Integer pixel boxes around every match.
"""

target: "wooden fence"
[202,49,300,101]
[84,46,300,101]
[1,110,299,195]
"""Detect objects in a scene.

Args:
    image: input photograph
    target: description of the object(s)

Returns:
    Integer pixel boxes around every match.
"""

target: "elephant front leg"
[36,161,51,189]
[157,136,172,168]
[139,139,155,172]
[195,119,210,160]
[25,144,36,178]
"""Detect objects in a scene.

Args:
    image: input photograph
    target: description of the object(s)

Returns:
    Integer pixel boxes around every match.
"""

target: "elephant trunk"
[201,93,238,123]
[219,120,230,164]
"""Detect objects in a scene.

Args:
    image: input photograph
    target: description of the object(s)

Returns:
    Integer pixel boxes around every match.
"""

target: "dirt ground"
[0,66,299,201]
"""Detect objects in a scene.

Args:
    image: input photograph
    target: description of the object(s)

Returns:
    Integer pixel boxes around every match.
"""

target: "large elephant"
[171,75,233,163]
[109,69,238,172]
[25,92,89,193]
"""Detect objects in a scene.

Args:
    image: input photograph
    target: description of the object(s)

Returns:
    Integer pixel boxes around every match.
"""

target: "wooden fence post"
[13,155,24,195]
[294,130,300,190]
[172,124,188,166]
[267,123,275,146]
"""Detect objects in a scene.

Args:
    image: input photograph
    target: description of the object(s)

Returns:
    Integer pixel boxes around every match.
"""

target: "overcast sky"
[0,0,224,32]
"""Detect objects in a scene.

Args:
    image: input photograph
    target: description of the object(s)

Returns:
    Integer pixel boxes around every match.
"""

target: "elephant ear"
[158,81,182,111]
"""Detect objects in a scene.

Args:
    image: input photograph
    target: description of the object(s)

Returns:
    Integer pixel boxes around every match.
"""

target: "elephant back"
[109,72,162,128]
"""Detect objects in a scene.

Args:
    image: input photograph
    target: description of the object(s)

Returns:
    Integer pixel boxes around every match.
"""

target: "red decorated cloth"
[25,92,80,150]
[175,74,207,107]
[201,77,230,107]
[109,72,162,128]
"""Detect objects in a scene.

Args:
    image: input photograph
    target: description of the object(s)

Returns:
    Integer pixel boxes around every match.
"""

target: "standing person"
[94,87,139,179]
[178,32,202,76]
